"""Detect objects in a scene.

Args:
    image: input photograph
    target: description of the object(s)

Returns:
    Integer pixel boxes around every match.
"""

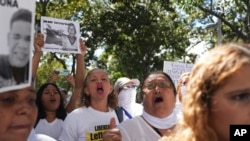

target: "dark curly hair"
[34,83,67,127]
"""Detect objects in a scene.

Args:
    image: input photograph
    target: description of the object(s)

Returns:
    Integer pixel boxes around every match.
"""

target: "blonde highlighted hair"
[176,72,190,102]
[160,43,250,141]
[78,68,118,109]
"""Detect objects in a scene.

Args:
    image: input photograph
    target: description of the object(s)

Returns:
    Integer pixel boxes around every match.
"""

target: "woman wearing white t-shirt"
[59,68,123,141]
[34,83,67,140]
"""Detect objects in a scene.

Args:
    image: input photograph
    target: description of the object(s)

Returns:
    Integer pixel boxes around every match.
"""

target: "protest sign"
[163,61,193,86]
[41,16,81,54]
[0,0,35,93]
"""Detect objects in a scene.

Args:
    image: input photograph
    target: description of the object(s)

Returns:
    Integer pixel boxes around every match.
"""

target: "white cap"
[114,77,140,92]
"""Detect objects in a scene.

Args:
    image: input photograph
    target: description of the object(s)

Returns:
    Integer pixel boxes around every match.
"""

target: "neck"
[158,125,175,136]
[91,101,109,112]
[45,111,56,122]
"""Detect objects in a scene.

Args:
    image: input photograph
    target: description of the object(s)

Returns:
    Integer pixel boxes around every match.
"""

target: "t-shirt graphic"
[86,124,110,141]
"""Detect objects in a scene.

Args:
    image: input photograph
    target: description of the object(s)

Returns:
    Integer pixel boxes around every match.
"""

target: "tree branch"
[51,53,67,69]
[198,6,249,41]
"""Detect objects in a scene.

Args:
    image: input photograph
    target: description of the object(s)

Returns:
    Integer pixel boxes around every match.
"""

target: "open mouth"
[97,86,104,94]
[50,99,56,103]
[154,97,163,103]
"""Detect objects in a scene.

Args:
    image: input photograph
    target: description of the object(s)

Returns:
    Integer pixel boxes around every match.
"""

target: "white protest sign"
[41,16,81,54]
[0,0,35,93]
[163,61,193,86]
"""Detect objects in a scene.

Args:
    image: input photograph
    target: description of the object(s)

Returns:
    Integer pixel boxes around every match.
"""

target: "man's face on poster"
[7,20,31,68]
[68,24,76,36]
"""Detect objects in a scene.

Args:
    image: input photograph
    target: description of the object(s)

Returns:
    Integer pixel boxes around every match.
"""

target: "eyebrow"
[146,79,170,83]
[226,88,250,95]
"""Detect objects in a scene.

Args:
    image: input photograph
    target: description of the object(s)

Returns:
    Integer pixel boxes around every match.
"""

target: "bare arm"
[32,33,44,79]
[48,70,60,83]
[66,39,87,113]
[65,74,75,88]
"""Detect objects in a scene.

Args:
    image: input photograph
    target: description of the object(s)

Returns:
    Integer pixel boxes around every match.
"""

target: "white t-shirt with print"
[59,106,119,141]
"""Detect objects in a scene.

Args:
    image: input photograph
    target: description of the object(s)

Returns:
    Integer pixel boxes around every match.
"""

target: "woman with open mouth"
[59,68,122,141]
[34,83,67,140]
[102,71,181,141]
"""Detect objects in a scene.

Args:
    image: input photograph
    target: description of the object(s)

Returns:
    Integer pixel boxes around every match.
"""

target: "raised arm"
[48,70,60,83]
[65,74,75,88]
[66,38,87,113]
[32,33,44,78]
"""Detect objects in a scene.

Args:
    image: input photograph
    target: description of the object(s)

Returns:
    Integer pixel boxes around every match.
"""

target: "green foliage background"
[35,0,250,92]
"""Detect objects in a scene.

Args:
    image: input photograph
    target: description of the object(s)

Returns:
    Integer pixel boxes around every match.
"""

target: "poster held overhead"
[41,16,81,54]
[0,0,35,93]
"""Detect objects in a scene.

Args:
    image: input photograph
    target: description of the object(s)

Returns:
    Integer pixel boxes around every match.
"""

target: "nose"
[97,79,102,84]
[18,38,29,50]
[16,100,34,115]
[154,84,161,94]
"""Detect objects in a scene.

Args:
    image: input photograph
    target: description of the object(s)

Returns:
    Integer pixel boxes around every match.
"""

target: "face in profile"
[209,65,250,141]
[0,87,37,141]
[8,20,31,68]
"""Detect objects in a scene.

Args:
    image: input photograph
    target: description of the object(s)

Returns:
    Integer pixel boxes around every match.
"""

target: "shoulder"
[118,116,142,128]
[36,134,57,141]
[133,103,143,110]
[0,55,9,63]
[64,107,87,121]
[28,129,57,141]
[70,107,87,114]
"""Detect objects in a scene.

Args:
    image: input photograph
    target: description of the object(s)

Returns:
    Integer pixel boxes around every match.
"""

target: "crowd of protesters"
[1,9,250,141]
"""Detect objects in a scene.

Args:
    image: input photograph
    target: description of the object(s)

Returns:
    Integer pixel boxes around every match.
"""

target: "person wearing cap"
[114,77,143,119]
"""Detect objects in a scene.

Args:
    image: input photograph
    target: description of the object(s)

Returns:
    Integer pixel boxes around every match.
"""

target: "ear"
[109,84,113,94]
[84,87,89,95]
[114,90,119,96]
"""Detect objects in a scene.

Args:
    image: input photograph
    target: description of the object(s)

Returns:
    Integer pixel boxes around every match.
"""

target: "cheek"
[41,95,49,104]
[8,38,17,48]
[31,107,38,124]
[210,100,233,120]
[0,110,12,135]
[163,91,176,103]
[56,94,61,101]
[209,99,245,138]
[210,100,246,124]
[142,94,153,107]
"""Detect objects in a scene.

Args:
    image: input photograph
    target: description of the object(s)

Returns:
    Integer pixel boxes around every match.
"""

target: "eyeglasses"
[143,81,172,90]
[122,85,138,90]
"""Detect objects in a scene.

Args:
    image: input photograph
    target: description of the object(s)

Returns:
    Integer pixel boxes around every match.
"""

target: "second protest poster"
[41,16,81,54]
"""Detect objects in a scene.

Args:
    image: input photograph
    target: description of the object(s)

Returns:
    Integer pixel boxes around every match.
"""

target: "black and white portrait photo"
[0,0,35,93]
[41,16,81,54]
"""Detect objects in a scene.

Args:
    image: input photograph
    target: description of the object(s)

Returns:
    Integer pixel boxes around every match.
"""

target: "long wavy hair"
[78,68,118,109]
[160,43,250,141]
[34,83,67,127]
